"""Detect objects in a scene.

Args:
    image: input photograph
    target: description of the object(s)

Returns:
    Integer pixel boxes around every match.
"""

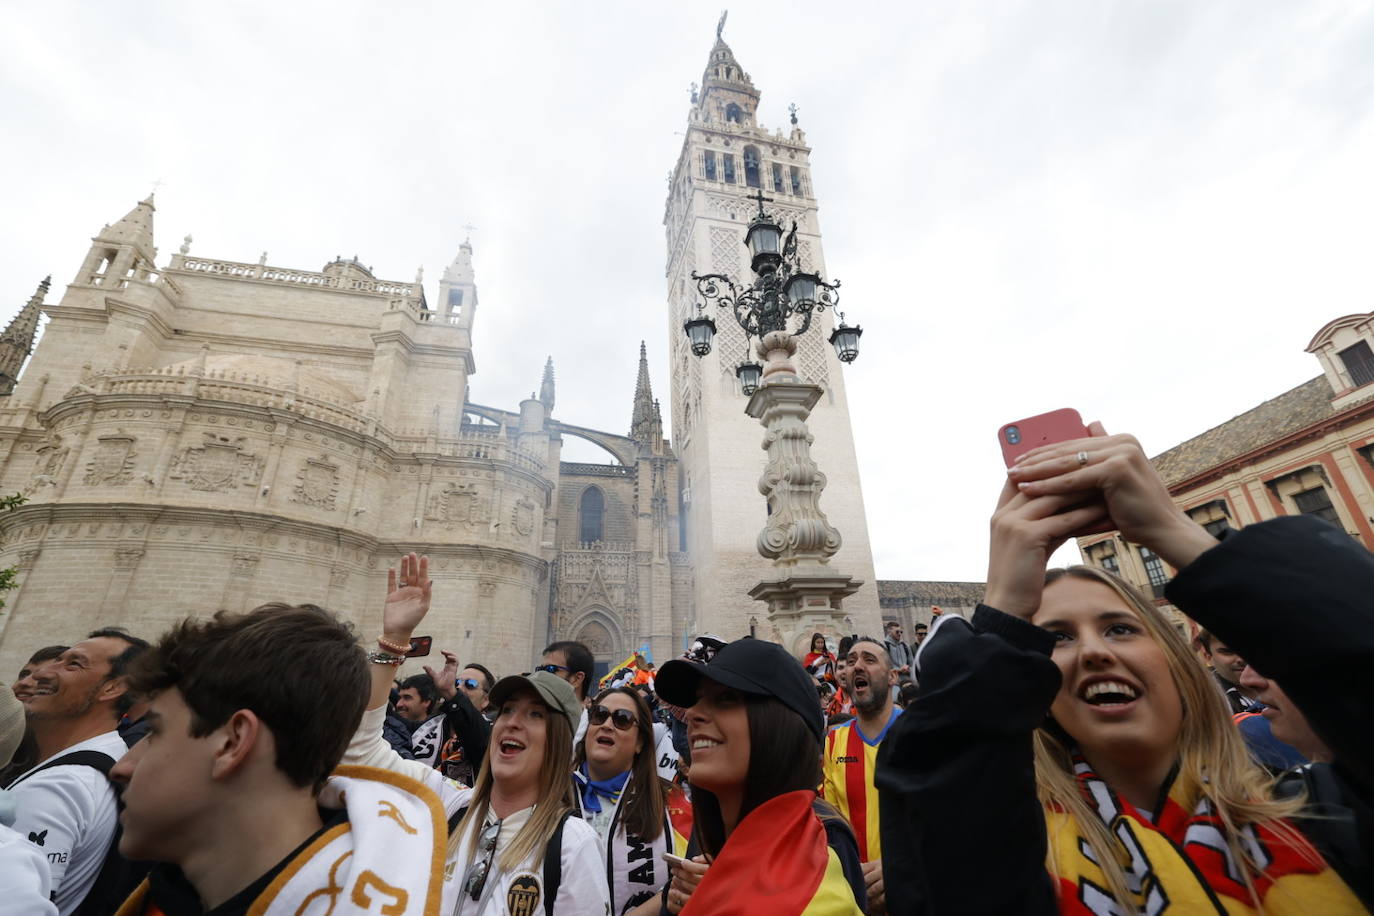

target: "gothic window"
[726,102,742,123]
[703,151,717,181]
[579,486,605,543]
[447,289,463,314]
[772,162,785,192]
[790,165,804,195]
[743,146,761,188]
[1338,340,1374,388]
[723,154,736,184]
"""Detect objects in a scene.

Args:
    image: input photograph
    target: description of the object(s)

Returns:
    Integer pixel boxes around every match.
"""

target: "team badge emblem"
[506,874,541,916]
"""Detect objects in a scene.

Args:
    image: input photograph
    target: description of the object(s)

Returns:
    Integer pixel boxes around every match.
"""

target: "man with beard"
[822,637,900,914]
[7,628,147,914]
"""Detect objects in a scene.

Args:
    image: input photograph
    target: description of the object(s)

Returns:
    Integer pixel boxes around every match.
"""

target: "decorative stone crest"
[113,546,145,569]
[512,497,536,537]
[84,432,138,486]
[16,548,40,570]
[291,455,340,510]
[426,483,491,530]
[25,436,68,495]
[230,553,260,576]
[329,566,349,588]
[477,578,497,597]
[169,433,265,492]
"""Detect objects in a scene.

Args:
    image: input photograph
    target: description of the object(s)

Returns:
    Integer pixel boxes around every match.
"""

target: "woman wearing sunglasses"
[343,553,610,915]
[572,686,681,915]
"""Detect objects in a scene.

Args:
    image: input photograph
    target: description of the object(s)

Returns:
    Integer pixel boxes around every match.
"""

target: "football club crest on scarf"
[506,874,541,916]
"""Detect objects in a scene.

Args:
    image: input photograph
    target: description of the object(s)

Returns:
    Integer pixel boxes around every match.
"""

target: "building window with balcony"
[1139,546,1168,597]
[703,151,717,181]
[722,153,736,184]
[579,486,605,544]
[1338,340,1374,389]
[1292,486,1343,530]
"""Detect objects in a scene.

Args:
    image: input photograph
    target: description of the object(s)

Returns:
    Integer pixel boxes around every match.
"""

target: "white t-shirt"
[8,730,126,916]
[0,819,59,916]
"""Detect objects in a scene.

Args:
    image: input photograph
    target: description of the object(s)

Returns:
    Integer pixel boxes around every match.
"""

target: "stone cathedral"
[0,202,691,678]
[0,30,901,675]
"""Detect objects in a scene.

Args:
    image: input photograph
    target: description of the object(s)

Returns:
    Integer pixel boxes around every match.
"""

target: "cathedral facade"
[0,199,690,677]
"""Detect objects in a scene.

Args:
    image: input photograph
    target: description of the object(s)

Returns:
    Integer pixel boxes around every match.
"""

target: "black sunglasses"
[463,819,501,901]
[535,663,570,675]
[588,704,637,731]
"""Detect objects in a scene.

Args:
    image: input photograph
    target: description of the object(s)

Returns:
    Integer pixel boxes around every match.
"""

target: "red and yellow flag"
[681,790,861,916]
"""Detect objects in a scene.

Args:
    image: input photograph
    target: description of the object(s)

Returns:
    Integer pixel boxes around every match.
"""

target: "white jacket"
[344,705,610,916]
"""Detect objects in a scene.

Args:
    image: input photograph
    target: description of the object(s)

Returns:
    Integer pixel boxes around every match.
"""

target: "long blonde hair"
[1033,566,1312,911]
[449,688,576,869]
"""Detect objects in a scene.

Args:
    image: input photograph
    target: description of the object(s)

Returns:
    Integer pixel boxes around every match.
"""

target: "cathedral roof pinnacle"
[98,195,157,258]
[630,341,660,443]
[540,356,556,412]
[0,276,51,394]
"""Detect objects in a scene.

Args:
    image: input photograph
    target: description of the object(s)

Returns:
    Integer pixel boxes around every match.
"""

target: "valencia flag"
[682,790,862,915]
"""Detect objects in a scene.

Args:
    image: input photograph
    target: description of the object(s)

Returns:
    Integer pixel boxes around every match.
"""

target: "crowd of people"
[0,428,1370,915]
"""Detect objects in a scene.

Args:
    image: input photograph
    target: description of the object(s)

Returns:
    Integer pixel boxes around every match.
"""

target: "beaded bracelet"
[376,636,411,655]
[367,649,405,666]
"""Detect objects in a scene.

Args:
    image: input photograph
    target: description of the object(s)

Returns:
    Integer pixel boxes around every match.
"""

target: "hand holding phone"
[406,635,433,658]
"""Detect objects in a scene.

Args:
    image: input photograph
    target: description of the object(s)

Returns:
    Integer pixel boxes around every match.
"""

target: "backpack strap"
[8,750,116,788]
[543,810,574,916]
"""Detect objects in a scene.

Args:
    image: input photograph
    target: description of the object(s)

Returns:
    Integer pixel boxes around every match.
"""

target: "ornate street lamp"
[682,189,862,368]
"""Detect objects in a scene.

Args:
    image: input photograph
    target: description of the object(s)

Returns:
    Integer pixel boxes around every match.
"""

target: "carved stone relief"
[291,455,340,510]
[84,432,138,486]
[512,497,536,537]
[425,483,491,530]
[25,436,68,495]
[113,546,145,569]
[169,433,265,492]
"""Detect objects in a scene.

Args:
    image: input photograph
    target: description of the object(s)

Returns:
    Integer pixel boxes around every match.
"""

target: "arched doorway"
[574,616,619,683]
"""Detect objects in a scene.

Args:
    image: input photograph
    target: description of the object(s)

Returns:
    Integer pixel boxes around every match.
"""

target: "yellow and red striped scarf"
[1046,758,1364,915]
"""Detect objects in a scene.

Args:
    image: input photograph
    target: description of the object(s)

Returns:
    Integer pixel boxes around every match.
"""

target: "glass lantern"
[829,323,862,363]
[735,360,763,395]
[683,316,717,357]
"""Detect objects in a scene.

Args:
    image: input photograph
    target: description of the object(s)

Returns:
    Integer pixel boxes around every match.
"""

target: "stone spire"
[100,194,157,260]
[0,276,49,396]
[630,341,662,444]
[539,356,555,412]
[438,238,477,327]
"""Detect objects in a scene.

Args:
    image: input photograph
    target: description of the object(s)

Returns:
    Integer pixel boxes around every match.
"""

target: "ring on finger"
[1075,450,1089,466]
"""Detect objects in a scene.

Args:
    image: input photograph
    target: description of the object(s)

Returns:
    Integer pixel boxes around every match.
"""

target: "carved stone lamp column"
[745,331,860,654]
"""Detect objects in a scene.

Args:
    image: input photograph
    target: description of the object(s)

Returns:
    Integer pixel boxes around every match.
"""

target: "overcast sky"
[3,1,1373,582]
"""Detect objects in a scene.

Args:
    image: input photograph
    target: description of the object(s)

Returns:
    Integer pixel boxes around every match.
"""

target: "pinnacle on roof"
[443,237,475,284]
[0,276,50,395]
[630,341,660,442]
[99,195,157,257]
[539,356,556,412]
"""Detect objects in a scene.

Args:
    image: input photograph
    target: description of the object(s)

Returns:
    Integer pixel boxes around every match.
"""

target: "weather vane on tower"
[716,10,727,39]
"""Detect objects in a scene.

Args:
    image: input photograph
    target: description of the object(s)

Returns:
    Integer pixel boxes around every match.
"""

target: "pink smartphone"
[998,408,1088,467]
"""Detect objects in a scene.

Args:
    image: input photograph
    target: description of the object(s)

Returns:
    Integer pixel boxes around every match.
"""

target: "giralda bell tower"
[664,23,882,640]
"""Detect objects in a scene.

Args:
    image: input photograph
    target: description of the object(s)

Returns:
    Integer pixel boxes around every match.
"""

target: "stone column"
[744,331,861,654]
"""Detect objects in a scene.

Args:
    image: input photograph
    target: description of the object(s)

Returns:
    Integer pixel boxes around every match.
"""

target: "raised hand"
[985,477,1109,619]
[382,553,432,646]
[1006,430,1218,570]
[424,650,459,702]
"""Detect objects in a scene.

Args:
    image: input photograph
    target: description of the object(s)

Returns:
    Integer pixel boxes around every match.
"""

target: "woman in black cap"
[655,639,864,915]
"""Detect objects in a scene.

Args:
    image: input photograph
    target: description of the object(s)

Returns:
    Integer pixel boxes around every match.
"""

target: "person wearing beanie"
[655,639,864,915]
[0,683,59,916]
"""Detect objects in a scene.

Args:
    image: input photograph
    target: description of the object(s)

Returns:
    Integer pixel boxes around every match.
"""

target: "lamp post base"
[749,572,864,656]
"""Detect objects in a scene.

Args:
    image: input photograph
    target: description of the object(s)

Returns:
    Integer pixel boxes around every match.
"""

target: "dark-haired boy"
[111,603,448,916]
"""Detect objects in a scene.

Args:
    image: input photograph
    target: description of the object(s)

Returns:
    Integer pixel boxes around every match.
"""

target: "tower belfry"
[664,26,881,639]
[0,276,49,396]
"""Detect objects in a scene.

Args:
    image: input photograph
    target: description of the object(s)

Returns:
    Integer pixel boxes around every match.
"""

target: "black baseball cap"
[656,638,824,740]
